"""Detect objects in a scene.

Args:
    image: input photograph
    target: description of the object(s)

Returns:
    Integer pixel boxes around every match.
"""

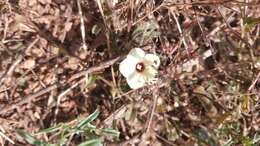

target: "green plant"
[17,109,119,146]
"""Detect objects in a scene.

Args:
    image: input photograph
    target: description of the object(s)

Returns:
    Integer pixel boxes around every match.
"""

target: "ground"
[0,0,259,146]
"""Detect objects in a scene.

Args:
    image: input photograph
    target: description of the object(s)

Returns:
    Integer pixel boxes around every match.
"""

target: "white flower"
[119,48,160,89]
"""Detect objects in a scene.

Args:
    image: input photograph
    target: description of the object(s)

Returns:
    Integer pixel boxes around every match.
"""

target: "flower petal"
[126,73,146,89]
[144,53,160,69]
[143,66,158,82]
[128,48,145,60]
[145,66,158,77]
[119,57,137,78]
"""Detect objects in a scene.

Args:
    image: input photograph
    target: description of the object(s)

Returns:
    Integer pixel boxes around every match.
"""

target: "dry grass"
[0,0,259,145]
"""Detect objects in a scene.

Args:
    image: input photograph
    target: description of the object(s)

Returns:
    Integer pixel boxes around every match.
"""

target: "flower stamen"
[135,62,145,72]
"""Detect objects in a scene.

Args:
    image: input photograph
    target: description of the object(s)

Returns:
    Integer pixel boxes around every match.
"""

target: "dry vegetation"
[0,0,260,145]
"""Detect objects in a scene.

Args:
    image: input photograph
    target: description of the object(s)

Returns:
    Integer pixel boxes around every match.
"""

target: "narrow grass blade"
[78,138,102,146]
[101,128,120,137]
[35,123,63,135]
[76,109,100,129]
[16,130,55,146]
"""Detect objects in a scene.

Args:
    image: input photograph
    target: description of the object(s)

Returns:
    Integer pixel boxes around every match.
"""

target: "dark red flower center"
[135,62,145,72]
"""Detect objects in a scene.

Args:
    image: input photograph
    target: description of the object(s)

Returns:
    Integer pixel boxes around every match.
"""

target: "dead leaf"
[65,57,80,70]
[21,59,36,69]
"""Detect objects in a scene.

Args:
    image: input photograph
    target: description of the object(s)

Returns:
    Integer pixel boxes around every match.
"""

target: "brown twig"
[0,84,60,116]
[77,0,87,50]
[2,15,9,42]
[117,4,163,31]
[154,131,177,146]
[54,77,86,118]
[146,86,159,133]
[248,72,260,91]
[68,56,121,82]
[0,126,15,145]
[165,0,260,7]
[55,57,120,118]
[171,10,190,58]
[0,55,23,86]
[0,37,39,85]
[216,6,253,49]
[192,7,219,65]
[103,105,128,126]
[0,56,120,116]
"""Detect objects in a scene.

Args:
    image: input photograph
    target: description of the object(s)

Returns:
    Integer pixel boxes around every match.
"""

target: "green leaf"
[35,123,63,135]
[241,136,254,146]
[101,128,120,137]
[244,17,260,31]
[76,109,100,129]
[16,130,55,146]
[78,139,102,146]
[85,75,97,87]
